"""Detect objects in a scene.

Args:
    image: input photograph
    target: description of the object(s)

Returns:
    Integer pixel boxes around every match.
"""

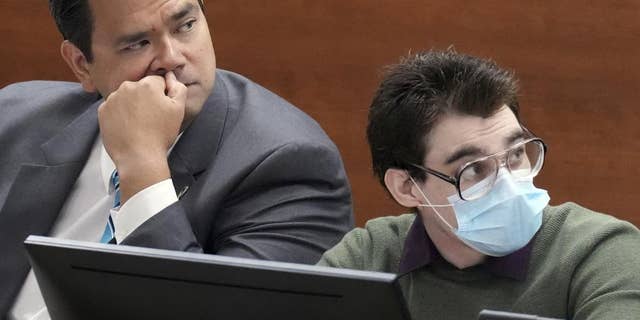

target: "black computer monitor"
[24,236,411,320]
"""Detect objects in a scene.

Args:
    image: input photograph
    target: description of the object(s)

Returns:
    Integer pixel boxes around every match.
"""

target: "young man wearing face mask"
[317,50,640,319]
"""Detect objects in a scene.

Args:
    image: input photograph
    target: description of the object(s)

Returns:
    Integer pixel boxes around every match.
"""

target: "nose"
[498,156,508,168]
[493,154,512,177]
[149,37,186,76]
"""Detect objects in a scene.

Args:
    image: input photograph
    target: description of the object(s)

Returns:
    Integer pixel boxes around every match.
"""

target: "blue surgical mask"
[413,170,550,257]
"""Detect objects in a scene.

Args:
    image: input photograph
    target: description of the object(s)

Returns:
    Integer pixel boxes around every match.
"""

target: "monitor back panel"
[25,236,411,320]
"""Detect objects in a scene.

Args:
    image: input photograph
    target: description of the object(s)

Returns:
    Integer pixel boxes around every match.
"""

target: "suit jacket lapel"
[0,103,99,317]
[169,72,231,198]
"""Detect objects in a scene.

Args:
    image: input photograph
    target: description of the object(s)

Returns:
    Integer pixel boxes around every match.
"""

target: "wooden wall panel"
[2,1,639,227]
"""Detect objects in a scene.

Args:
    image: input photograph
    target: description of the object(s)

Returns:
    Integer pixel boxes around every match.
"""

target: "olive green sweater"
[318,203,640,319]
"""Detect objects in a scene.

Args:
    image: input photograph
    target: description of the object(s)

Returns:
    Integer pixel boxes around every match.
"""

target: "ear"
[60,40,97,92]
[384,168,425,208]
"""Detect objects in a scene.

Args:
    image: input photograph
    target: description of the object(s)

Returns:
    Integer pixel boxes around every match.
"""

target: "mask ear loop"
[407,172,456,230]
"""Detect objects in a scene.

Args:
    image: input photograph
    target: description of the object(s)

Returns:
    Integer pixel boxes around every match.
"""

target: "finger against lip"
[165,72,194,86]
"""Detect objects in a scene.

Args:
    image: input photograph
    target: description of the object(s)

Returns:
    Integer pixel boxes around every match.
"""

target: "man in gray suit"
[0,0,353,318]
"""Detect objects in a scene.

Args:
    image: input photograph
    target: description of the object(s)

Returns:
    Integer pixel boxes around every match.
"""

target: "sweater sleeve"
[569,219,640,320]
[316,227,369,270]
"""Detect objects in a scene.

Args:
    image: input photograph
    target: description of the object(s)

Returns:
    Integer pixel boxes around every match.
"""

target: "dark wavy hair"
[366,49,520,186]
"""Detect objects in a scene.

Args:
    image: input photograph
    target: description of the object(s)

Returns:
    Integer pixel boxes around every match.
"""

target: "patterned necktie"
[100,171,120,243]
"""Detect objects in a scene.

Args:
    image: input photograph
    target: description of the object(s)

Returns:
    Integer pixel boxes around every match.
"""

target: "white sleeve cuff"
[111,179,178,243]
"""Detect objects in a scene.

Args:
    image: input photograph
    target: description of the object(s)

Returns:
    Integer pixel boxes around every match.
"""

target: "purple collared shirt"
[398,214,534,280]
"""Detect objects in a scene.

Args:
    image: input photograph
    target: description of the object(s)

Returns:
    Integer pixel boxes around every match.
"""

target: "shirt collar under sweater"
[398,213,535,280]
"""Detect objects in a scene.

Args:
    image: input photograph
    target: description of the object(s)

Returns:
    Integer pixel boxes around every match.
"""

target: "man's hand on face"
[98,71,187,205]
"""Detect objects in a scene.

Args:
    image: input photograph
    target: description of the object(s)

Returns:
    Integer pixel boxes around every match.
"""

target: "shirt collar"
[398,214,534,280]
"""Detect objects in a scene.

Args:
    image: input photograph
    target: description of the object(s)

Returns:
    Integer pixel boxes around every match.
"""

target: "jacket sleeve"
[121,140,354,265]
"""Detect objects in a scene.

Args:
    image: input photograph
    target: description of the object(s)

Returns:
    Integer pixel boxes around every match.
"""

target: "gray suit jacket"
[0,70,354,317]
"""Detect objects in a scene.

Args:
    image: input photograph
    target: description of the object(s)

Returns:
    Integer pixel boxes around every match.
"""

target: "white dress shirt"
[9,136,179,320]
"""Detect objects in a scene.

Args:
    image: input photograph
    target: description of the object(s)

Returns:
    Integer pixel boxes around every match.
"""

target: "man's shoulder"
[318,214,415,271]
[336,213,416,245]
[0,80,96,115]
[542,202,638,236]
[362,213,416,240]
[0,80,98,135]
[534,202,640,264]
[214,70,321,134]
[213,69,297,112]
[531,203,640,317]
[364,213,415,260]
[2,80,80,90]
[212,69,328,144]
[1,80,85,100]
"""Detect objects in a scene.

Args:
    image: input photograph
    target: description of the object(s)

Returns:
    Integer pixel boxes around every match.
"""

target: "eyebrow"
[114,3,197,47]
[171,2,197,21]
[115,31,150,47]
[444,146,484,165]
[444,128,525,165]
[505,130,526,146]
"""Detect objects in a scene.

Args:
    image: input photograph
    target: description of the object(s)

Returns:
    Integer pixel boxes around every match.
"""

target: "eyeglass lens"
[458,140,544,200]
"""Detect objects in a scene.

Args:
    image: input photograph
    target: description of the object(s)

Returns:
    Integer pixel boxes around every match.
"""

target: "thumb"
[165,71,187,105]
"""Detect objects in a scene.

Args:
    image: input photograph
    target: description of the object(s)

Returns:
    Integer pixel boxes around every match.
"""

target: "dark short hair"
[366,49,520,187]
[49,0,205,62]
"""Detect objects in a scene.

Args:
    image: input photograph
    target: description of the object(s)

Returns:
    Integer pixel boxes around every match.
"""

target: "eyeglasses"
[409,137,547,201]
